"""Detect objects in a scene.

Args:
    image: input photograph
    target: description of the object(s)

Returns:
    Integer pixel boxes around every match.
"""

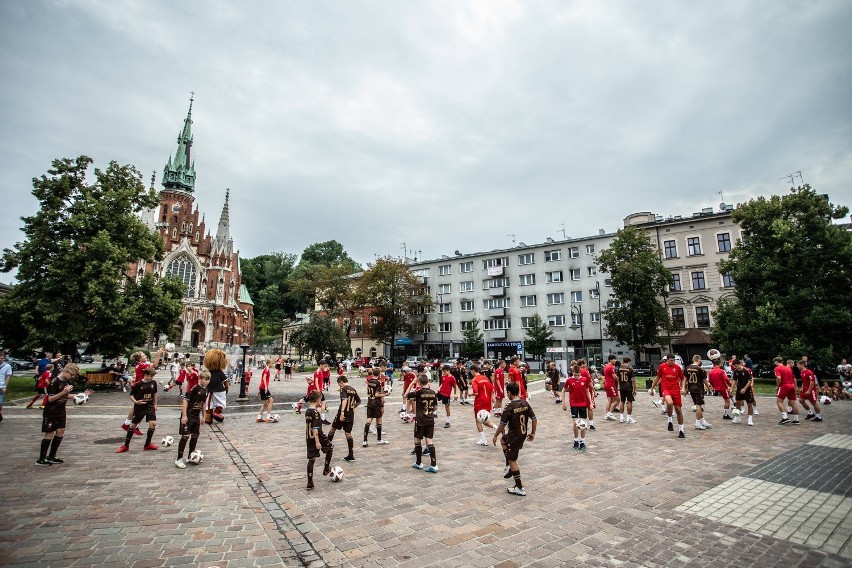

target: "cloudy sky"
[1,1,850,273]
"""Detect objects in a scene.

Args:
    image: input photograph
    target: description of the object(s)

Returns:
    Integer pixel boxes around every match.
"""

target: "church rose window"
[166,254,197,298]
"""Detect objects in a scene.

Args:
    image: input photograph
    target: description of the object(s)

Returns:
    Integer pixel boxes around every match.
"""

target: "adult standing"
[0,353,12,423]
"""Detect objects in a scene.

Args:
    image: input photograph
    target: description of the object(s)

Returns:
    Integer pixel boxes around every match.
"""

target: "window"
[460,262,473,273]
[604,278,612,286]
[587,266,597,276]
[459,280,474,292]
[439,265,451,276]
[518,253,534,265]
[547,292,564,305]
[548,315,566,327]
[568,247,579,258]
[355,317,363,333]
[484,298,510,309]
[586,244,595,255]
[590,288,600,299]
[691,271,706,290]
[370,316,378,325]
[460,300,474,311]
[165,254,197,298]
[670,274,682,292]
[571,291,582,303]
[717,233,732,253]
[664,240,678,259]
[723,273,735,288]
[370,347,377,358]
[412,268,430,278]
[520,295,537,307]
[519,274,536,286]
[671,308,685,330]
[570,269,581,281]
[546,271,563,283]
[520,317,534,328]
[438,283,451,294]
[544,250,562,262]
[483,257,508,269]
[687,237,702,256]
[571,312,583,326]
[590,312,601,323]
[438,303,452,313]
[460,320,476,331]
[483,319,511,330]
[695,306,710,328]
[438,322,452,333]
[483,277,509,289]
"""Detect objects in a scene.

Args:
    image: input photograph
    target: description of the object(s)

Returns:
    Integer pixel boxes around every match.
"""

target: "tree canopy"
[523,314,554,362]
[596,225,673,358]
[240,252,298,345]
[712,185,852,363]
[0,156,184,356]
[288,314,350,364]
[461,318,484,359]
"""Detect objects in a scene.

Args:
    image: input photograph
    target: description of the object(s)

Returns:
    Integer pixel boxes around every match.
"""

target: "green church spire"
[162,94,196,193]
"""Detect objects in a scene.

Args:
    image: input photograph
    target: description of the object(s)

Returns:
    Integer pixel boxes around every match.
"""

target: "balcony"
[486,266,505,277]
[488,329,508,339]
[487,307,507,317]
[487,287,506,297]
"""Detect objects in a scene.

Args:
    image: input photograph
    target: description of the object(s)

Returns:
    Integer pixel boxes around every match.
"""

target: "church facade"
[129,98,255,350]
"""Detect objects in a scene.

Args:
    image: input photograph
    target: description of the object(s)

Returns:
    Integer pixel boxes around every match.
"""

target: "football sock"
[781,412,788,419]
[620,414,625,420]
[363,424,370,442]
[512,469,522,489]
[792,415,799,423]
[428,444,436,467]
[307,458,315,483]
[327,430,335,442]
[414,443,422,465]
[124,430,134,447]
[723,409,729,416]
[667,416,673,423]
[39,439,50,460]
[188,435,198,454]
[324,447,333,469]
[124,419,132,426]
[178,436,188,458]
[320,413,327,422]
[589,420,594,427]
[346,437,353,457]
[48,436,63,458]
[145,429,155,446]
[816,413,821,419]
[679,425,685,433]
[377,425,382,441]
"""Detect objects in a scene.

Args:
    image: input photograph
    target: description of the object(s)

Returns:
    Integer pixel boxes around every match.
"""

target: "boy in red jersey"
[774,357,800,424]
[401,364,417,421]
[508,356,527,400]
[650,354,687,438]
[603,355,620,420]
[707,360,733,419]
[27,364,53,409]
[256,359,275,423]
[562,365,593,450]
[470,364,498,445]
[493,360,507,416]
[797,360,822,421]
[165,362,187,394]
[579,360,597,430]
[436,365,459,428]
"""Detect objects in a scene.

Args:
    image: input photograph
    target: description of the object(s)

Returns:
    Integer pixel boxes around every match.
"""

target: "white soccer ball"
[188,450,203,464]
[383,383,392,394]
[73,393,87,405]
[476,409,490,424]
[820,395,832,405]
[691,405,697,413]
[329,466,344,482]
[271,414,280,423]
[165,342,176,352]
[731,408,742,417]
[707,348,722,361]
[291,402,299,410]
[576,419,588,431]
[162,435,174,447]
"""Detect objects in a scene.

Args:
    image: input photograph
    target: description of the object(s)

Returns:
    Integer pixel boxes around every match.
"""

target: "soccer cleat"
[554,398,562,404]
[779,418,791,425]
[588,424,596,431]
[605,413,614,421]
[322,419,332,425]
[412,463,424,469]
[121,423,130,432]
[572,440,579,450]
[377,439,389,445]
[578,442,587,451]
[507,486,526,496]
[812,417,823,422]
[143,443,159,451]
[362,441,368,447]
[678,431,685,439]
[35,458,52,466]
[476,439,488,446]
[792,420,800,425]
[503,466,513,479]
[115,445,129,453]
[444,423,451,428]
[134,428,143,436]
[175,459,186,469]
[323,464,331,476]
[702,422,712,429]
[344,455,356,462]
[306,481,314,491]
[753,408,760,416]
[626,417,637,424]
[256,417,264,423]
[695,424,706,430]
[424,466,439,473]
[747,417,754,426]
[732,416,741,424]
[26,403,33,409]
[45,457,64,464]
[668,422,674,431]
[660,408,667,415]
[652,399,661,408]
[723,414,732,420]
[619,415,625,423]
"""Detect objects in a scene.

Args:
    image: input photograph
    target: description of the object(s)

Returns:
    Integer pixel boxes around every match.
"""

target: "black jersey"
[337,384,361,423]
[130,379,158,407]
[501,398,536,447]
[685,364,706,393]
[305,407,325,442]
[617,364,635,389]
[366,378,383,408]
[44,376,71,411]
[407,387,437,426]
[184,385,208,419]
[733,368,752,390]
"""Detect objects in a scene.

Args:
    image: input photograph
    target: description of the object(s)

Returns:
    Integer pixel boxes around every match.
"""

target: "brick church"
[129,97,254,350]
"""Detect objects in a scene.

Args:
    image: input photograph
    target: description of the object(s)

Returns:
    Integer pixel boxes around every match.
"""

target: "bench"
[81,372,119,390]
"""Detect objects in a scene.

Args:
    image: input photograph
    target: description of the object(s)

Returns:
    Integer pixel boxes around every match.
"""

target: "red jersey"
[259,368,270,391]
[566,376,591,407]
[322,368,331,380]
[603,363,616,388]
[403,370,416,392]
[185,368,199,391]
[657,362,684,392]
[471,374,493,409]
[508,365,527,399]
[800,368,816,395]
[36,370,51,389]
[775,364,795,386]
[494,368,505,387]
[707,367,730,391]
[308,370,323,394]
[134,361,151,385]
[581,368,594,394]
[176,368,186,383]
[438,374,457,397]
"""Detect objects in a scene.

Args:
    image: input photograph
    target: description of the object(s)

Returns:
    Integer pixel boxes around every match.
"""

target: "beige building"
[624,207,740,362]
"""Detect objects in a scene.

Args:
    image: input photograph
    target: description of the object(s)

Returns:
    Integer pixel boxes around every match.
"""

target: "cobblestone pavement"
[0,370,849,567]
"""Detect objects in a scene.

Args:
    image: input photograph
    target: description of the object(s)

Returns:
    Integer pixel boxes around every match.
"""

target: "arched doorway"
[191,321,206,349]
[175,323,185,347]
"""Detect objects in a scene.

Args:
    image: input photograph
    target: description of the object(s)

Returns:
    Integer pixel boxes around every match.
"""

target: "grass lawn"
[4,367,103,403]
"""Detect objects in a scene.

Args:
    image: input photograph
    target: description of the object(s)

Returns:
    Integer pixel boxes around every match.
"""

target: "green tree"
[287,240,361,311]
[523,314,554,364]
[461,318,484,358]
[241,252,298,345]
[299,240,360,270]
[0,156,183,356]
[712,185,852,363]
[357,257,432,359]
[288,314,351,364]
[289,263,364,338]
[597,226,673,358]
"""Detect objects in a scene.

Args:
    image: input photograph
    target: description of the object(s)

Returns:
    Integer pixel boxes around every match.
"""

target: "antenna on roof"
[401,242,407,261]
[559,223,567,239]
[507,233,516,246]
[779,171,804,188]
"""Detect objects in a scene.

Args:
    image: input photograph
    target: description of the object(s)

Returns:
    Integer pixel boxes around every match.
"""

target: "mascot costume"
[203,349,229,424]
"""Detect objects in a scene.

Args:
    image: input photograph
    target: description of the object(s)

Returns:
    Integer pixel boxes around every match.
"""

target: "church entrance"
[191,321,206,349]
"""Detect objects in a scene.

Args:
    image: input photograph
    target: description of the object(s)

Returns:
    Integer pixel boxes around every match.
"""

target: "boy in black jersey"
[492,382,536,496]
[175,370,210,468]
[328,376,360,462]
[305,390,334,491]
[686,355,713,430]
[617,357,637,424]
[363,368,388,447]
[35,363,80,466]
[116,367,159,453]
[408,375,439,473]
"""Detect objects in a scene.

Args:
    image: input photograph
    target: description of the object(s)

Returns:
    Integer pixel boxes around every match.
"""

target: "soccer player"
[603,355,620,419]
[116,367,160,453]
[707,359,733,419]
[409,375,439,472]
[451,360,469,405]
[175,369,210,468]
[650,354,687,438]
[470,364,498,445]
[400,364,417,421]
[35,363,81,466]
[797,360,822,421]
[363,368,388,446]
[579,359,597,430]
[562,365,592,450]
[185,363,199,392]
[686,355,712,430]
[546,362,561,403]
[508,356,527,400]
[732,358,756,425]
[297,362,326,418]
[305,390,334,491]
[436,365,459,428]
[493,360,507,417]
[774,356,800,425]
[120,351,150,434]
[256,359,275,423]
[27,363,53,409]
[327,375,360,462]
[493,382,536,496]
[616,357,637,424]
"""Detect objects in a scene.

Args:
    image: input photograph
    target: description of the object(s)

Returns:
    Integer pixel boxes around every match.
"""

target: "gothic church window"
[166,254,197,298]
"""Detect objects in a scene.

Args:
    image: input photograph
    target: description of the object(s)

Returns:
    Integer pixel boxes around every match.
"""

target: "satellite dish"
[454,250,461,256]
[719,203,726,211]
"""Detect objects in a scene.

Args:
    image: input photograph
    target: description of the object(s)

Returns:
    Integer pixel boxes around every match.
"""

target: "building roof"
[672,328,712,345]
[239,284,254,305]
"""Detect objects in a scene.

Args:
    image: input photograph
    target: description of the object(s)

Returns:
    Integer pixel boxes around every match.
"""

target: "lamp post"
[595,281,604,366]
[238,343,250,400]
[570,304,585,361]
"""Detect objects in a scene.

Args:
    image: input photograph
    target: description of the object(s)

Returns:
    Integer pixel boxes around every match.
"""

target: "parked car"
[8,358,35,371]
[80,355,95,364]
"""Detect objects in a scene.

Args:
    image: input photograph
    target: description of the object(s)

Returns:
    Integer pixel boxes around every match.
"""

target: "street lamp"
[238,343,250,400]
[570,304,585,361]
[595,281,604,367]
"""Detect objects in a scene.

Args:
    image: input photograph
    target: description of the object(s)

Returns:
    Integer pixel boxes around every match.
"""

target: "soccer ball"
[383,384,393,394]
[291,402,299,411]
[576,419,588,431]
[270,414,280,423]
[691,405,697,413]
[731,408,742,417]
[161,435,174,447]
[329,466,344,482]
[820,395,832,405]
[707,348,722,361]
[165,342,176,352]
[188,450,203,464]
[73,393,88,405]
[476,409,490,424]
